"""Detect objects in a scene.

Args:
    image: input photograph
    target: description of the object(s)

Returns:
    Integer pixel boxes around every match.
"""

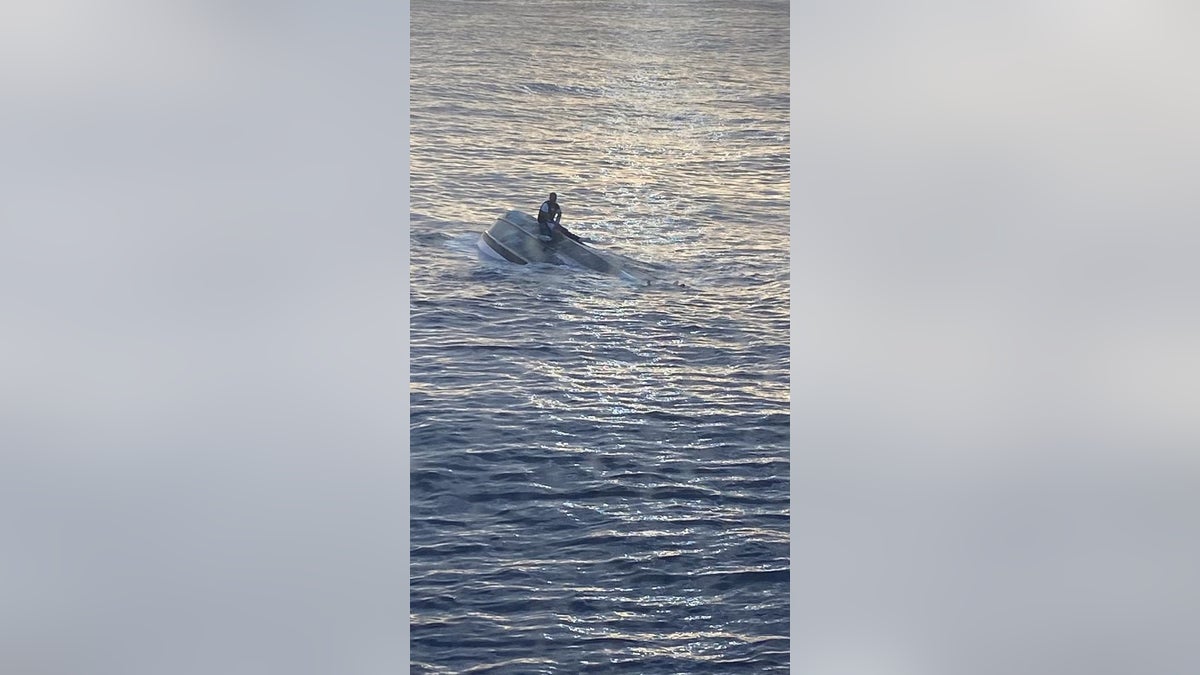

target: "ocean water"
[410,0,790,671]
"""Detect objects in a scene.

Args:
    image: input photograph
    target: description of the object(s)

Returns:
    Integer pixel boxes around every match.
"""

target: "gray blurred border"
[1,2,410,673]
[792,2,1200,673]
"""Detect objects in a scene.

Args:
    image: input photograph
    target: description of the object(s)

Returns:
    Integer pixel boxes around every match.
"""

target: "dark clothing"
[537,200,561,228]
[537,199,563,240]
[537,198,582,243]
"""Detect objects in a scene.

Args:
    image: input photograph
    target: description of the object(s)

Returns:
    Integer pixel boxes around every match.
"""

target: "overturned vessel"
[477,210,633,279]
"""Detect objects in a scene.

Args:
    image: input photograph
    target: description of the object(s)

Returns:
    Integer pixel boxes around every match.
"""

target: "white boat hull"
[476,210,623,276]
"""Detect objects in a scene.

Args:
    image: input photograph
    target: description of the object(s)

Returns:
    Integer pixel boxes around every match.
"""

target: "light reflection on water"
[411,0,789,672]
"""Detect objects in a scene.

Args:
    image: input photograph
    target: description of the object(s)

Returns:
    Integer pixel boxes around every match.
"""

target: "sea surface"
[410,0,790,671]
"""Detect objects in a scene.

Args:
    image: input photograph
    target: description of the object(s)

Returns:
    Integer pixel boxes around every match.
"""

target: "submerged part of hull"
[476,210,634,280]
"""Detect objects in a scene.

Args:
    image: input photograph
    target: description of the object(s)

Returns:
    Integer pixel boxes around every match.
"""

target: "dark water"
[411,0,789,671]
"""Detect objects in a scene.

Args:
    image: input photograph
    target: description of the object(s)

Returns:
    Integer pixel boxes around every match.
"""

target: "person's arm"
[536,204,553,240]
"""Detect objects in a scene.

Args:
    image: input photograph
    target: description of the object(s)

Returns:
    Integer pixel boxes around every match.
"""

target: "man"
[537,192,582,243]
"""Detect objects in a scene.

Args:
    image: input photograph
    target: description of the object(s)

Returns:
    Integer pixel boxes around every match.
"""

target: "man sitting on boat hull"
[537,192,582,243]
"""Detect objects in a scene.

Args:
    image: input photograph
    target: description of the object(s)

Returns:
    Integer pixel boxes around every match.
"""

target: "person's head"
[548,192,557,203]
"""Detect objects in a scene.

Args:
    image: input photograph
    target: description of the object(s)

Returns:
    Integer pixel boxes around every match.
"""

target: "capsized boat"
[477,210,636,280]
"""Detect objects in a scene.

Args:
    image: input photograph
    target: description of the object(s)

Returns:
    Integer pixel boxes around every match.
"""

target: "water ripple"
[412,0,789,671]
